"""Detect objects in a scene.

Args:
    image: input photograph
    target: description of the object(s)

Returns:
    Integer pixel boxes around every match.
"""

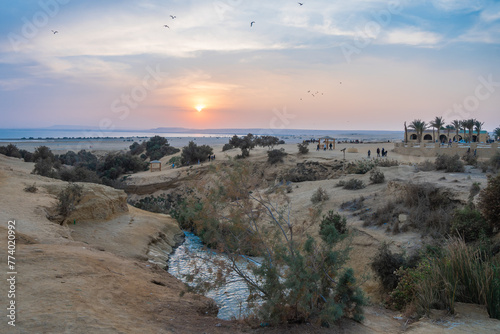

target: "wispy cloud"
[381,27,442,46]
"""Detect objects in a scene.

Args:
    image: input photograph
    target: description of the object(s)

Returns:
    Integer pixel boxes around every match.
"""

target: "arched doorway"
[472,135,478,142]
[423,134,433,141]
[410,134,417,140]
[454,135,462,142]
[439,134,447,143]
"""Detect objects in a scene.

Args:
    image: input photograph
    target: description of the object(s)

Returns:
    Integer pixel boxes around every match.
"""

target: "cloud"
[380,27,442,46]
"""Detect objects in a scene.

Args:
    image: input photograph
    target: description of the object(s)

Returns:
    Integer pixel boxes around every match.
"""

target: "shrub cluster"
[478,173,500,231]
[435,154,464,173]
[342,179,366,190]
[129,136,180,160]
[369,168,385,184]
[297,142,309,154]
[311,187,329,204]
[57,183,83,218]
[267,148,287,164]
[180,141,213,165]
[450,206,491,242]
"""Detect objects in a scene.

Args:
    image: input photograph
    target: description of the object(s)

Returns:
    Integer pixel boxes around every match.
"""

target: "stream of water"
[167,231,260,320]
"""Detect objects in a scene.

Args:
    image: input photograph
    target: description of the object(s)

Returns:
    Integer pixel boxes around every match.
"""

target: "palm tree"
[452,120,461,142]
[494,127,500,141]
[474,120,484,143]
[409,119,427,144]
[404,121,408,144]
[461,119,473,143]
[430,116,445,144]
[445,125,454,145]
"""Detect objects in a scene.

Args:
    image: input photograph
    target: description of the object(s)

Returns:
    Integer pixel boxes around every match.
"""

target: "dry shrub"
[435,154,464,173]
[417,160,435,172]
[376,159,399,167]
[478,173,500,231]
[311,187,329,204]
[343,179,365,190]
[340,196,365,211]
[369,168,385,184]
[24,183,38,193]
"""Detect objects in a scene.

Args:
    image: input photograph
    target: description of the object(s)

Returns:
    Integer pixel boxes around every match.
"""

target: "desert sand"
[0,138,499,333]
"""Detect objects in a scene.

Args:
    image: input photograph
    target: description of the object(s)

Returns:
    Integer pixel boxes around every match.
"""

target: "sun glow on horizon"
[195,104,206,112]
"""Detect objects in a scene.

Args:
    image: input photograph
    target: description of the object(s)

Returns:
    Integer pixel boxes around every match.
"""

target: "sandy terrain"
[0,138,498,333]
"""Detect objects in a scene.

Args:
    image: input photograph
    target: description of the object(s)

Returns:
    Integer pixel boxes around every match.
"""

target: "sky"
[0,0,499,131]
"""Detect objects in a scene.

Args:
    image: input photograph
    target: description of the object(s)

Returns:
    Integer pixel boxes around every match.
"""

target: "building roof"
[150,160,161,164]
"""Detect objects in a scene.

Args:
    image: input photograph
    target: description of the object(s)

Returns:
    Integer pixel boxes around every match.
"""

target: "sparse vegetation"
[57,183,83,218]
[297,142,309,154]
[435,154,464,173]
[24,183,38,193]
[267,148,287,164]
[478,173,500,231]
[342,179,366,190]
[417,160,435,172]
[450,206,490,242]
[369,168,385,184]
[462,152,478,166]
[311,186,329,204]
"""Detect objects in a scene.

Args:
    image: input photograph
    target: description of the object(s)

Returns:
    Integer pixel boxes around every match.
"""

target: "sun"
[195,104,205,112]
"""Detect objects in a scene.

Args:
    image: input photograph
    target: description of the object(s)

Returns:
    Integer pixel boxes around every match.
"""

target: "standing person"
[317,144,320,151]
[381,148,385,157]
[329,143,333,150]
[377,148,380,157]
[368,150,371,159]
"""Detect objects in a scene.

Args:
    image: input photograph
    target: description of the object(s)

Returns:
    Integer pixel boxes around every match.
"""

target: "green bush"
[435,154,464,173]
[222,143,234,151]
[297,142,309,154]
[319,211,347,244]
[59,166,101,183]
[144,136,179,160]
[180,141,213,165]
[450,206,490,242]
[371,243,405,292]
[0,144,21,158]
[311,187,329,204]
[478,174,500,231]
[267,148,287,164]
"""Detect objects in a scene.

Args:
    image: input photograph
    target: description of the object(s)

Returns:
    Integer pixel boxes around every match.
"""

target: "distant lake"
[0,128,405,143]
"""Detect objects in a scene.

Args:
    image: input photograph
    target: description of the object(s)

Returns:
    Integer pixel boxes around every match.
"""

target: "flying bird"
[51,30,58,34]
[170,15,176,19]
[163,25,170,28]
[298,2,303,5]
[250,21,255,27]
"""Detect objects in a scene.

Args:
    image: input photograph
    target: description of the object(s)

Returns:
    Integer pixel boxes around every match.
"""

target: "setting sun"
[195,104,205,112]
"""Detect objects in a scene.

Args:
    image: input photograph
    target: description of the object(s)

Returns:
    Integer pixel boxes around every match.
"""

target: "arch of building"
[423,134,433,140]
[410,134,417,140]
[439,134,447,142]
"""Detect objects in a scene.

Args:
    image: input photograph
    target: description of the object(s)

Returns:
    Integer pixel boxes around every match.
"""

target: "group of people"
[316,143,334,151]
[367,147,388,158]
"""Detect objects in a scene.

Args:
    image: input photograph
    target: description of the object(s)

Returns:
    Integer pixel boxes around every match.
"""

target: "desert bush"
[129,141,146,155]
[340,196,365,211]
[435,154,464,173]
[222,143,234,151]
[450,206,490,242]
[311,187,329,204]
[145,135,180,160]
[167,156,182,167]
[297,142,309,154]
[488,152,500,172]
[462,152,478,166]
[24,183,38,193]
[478,174,500,231]
[376,159,399,167]
[229,134,255,158]
[255,135,280,149]
[320,211,347,243]
[369,168,385,184]
[19,149,33,162]
[267,148,287,164]
[336,180,345,187]
[97,153,148,180]
[343,179,365,190]
[59,166,101,183]
[417,160,435,171]
[32,146,60,177]
[180,141,213,165]
[0,144,21,158]
[132,194,182,214]
[469,182,481,201]
[348,160,375,174]
[57,183,83,217]
[371,243,405,291]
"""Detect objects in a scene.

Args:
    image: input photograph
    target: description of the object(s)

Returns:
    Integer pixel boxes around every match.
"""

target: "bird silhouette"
[250,21,255,27]
[51,30,58,34]
[170,15,176,19]
[163,25,169,28]
[298,2,303,5]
